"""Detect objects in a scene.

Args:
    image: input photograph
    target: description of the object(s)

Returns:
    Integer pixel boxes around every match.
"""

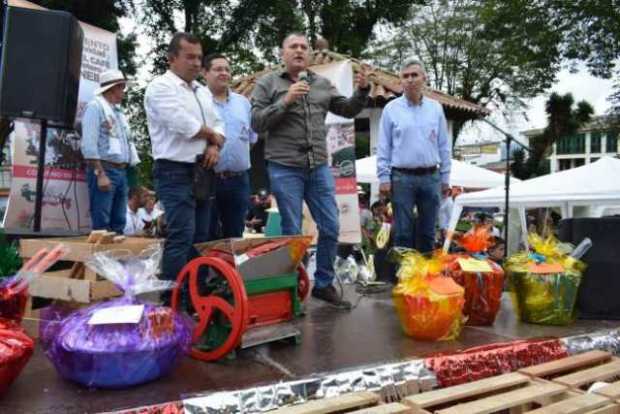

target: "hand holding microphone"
[283,70,310,106]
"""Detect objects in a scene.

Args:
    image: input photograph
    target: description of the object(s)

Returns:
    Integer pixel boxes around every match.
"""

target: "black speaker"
[558,217,620,319]
[0,6,83,126]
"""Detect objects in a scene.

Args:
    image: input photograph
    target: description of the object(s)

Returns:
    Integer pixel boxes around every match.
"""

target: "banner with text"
[310,61,362,244]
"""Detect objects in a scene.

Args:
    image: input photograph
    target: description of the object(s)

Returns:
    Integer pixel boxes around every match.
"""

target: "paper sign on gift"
[528,263,565,274]
[458,258,493,273]
[88,304,145,325]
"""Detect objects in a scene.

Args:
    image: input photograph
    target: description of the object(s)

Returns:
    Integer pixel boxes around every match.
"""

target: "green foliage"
[525,93,593,178]
[0,231,21,279]
[123,84,153,189]
[138,0,417,74]
[368,0,619,142]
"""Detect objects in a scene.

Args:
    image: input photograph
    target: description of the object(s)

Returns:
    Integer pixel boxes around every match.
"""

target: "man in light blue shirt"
[81,69,135,234]
[376,59,451,252]
[203,53,257,238]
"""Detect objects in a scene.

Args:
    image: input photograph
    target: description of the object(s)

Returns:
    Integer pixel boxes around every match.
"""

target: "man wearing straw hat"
[81,69,138,234]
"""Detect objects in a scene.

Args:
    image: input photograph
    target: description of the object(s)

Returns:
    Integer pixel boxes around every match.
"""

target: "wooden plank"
[589,405,620,414]
[520,351,611,378]
[349,402,413,413]
[269,391,380,414]
[40,269,75,279]
[20,237,160,262]
[90,280,122,301]
[527,393,612,414]
[29,275,91,303]
[596,381,620,399]
[403,372,530,408]
[554,359,620,389]
[435,382,566,414]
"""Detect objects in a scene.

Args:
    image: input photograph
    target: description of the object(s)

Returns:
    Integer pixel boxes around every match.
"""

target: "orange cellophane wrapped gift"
[392,250,465,341]
[445,226,504,326]
[444,255,504,326]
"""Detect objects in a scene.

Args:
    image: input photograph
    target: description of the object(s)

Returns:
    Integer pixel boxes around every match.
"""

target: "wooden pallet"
[520,351,620,393]
[402,372,619,414]
[269,391,413,414]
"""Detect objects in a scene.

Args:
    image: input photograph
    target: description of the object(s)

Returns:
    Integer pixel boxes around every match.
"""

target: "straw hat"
[94,69,128,95]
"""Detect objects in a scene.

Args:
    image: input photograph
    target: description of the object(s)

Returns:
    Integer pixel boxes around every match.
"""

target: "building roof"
[232,50,489,118]
[521,115,618,137]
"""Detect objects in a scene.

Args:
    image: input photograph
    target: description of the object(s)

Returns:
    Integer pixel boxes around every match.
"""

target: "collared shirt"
[80,98,131,164]
[124,207,144,236]
[211,90,258,173]
[377,95,451,184]
[251,69,369,169]
[144,70,225,163]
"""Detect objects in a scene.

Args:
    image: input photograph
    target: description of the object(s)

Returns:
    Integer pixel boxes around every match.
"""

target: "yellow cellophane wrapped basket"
[507,234,584,326]
[392,250,465,341]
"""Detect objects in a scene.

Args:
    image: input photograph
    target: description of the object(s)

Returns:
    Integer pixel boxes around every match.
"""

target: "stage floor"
[3,288,620,414]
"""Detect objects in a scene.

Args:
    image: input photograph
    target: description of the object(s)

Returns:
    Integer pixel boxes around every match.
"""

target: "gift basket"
[392,249,465,341]
[0,245,67,394]
[0,244,66,323]
[444,226,504,326]
[41,247,193,388]
[0,319,34,394]
[507,234,591,326]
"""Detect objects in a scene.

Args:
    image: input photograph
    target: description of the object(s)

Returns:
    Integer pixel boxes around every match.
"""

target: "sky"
[457,67,616,146]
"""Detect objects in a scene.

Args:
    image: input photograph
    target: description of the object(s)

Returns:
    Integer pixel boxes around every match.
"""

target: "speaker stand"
[33,119,48,232]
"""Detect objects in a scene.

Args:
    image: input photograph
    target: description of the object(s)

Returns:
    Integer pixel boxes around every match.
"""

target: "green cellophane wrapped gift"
[507,234,585,326]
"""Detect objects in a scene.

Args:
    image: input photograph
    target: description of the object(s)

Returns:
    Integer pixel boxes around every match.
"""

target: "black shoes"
[311,285,352,310]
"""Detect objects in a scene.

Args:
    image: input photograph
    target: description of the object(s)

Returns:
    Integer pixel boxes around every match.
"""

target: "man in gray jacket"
[251,33,369,309]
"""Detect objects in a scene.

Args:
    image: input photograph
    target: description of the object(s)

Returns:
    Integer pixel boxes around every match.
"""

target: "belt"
[393,166,438,176]
[215,170,245,179]
[101,160,128,169]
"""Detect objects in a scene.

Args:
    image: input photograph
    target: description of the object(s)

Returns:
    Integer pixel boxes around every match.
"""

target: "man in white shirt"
[124,187,146,236]
[144,32,225,302]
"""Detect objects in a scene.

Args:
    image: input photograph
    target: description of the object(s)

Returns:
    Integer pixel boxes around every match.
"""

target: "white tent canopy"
[356,155,520,189]
[443,156,620,250]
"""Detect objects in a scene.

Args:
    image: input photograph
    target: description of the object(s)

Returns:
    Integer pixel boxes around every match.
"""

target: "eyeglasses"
[402,72,421,79]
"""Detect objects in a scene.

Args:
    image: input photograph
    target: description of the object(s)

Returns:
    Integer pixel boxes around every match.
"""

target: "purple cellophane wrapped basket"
[41,248,193,389]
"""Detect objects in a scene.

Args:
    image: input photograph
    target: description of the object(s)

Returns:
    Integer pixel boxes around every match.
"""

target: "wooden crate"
[269,391,413,414]
[520,351,620,393]
[402,372,619,414]
[19,235,161,304]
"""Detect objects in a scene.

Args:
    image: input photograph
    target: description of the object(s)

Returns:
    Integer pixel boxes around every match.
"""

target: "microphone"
[299,71,309,104]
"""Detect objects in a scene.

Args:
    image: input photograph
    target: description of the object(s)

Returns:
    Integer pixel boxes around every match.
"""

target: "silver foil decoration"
[182,359,436,413]
[562,328,620,356]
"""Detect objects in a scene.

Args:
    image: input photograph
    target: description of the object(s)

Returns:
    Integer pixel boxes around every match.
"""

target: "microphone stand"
[480,118,530,259]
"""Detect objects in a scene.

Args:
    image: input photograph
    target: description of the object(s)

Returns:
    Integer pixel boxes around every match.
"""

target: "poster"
[3,0,118,232]
[309,61,362,244]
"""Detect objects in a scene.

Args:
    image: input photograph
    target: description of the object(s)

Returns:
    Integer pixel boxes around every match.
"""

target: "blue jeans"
[267,162,339,289]
[154,160,212,285]
[391,169,441,253]
[87,165,127,234]
[210,171,250,239]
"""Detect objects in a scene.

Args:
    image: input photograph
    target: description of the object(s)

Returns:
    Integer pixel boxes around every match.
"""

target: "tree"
[368,0,620,142]
[368,1,562,142]
[525,93,593,178]
[483,0,620,79]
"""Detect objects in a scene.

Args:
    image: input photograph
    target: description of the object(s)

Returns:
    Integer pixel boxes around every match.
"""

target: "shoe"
[311,285,352,310]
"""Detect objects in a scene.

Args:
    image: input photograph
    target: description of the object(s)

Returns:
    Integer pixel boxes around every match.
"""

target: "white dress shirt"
[124,207,144,236]
[144,70,225,163]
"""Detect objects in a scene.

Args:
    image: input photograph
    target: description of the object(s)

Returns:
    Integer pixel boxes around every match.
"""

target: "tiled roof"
[232,50,489,117]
